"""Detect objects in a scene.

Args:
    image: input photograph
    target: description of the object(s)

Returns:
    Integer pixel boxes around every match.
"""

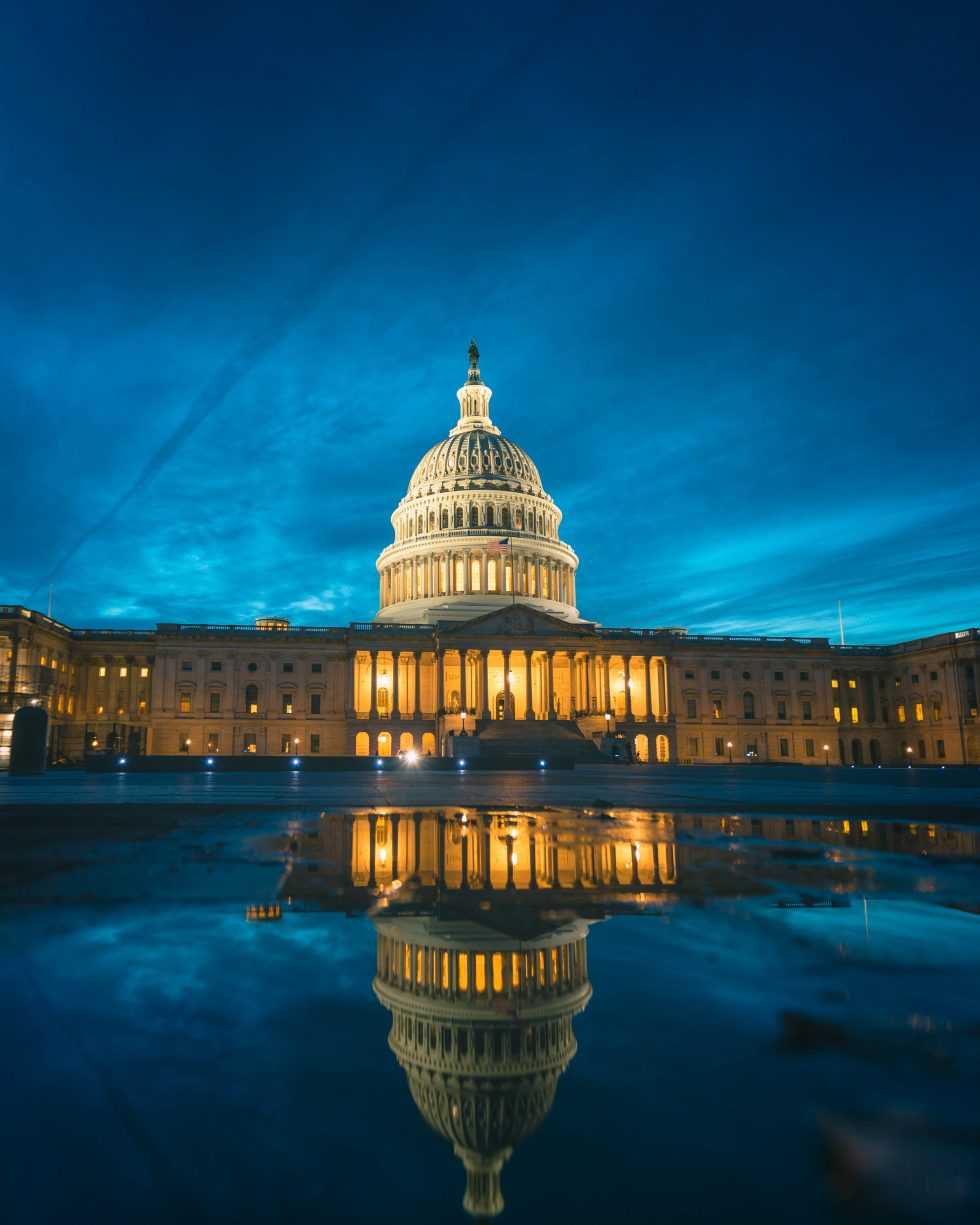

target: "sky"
[1,0,978,643]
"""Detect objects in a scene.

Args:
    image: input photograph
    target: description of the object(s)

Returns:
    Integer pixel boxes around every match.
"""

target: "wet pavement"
[1,772,979,1223]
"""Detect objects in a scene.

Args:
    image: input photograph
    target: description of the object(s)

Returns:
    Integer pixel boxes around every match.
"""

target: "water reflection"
[255,807,980,1219]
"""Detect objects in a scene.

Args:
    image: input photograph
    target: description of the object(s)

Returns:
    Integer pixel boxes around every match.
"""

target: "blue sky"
[1,1,978,642]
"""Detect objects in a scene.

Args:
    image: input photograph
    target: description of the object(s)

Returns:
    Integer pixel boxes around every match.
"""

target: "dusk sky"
[2,1,978,642]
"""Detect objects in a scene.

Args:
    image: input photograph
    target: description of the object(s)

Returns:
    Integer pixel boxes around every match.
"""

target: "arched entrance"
[494,691,515,720]
[655,734,669,763]
[355,731,369,757]
[869,739,881,765]
[838,738,846,764]
[634,733,649,763]
[377,732,392,757]
[851,739,863,765]
[421,732,436,756]
[399,732,414,753]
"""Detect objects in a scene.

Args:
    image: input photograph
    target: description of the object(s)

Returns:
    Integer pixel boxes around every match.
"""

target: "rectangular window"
[283,662,294,673]
[139,699,146,712]
[312,663,322,673]
[848,679,857,689]
[119,666,128,678]
[688,736,699,756]
[932,700,942,719]
[140,666,149,678]
[98,665,106,677]
[802,700,812,720]
[774,671,784,681]
[710,670,720,680]
[897,704,906,723]
[282,693,294,715]
[746,738,758,756]
[714,737,724,756]
[779,738,789,757]
[776,700,787,720]
[211,661,222,672]
[712,699,723,719]
[181,660,193,671]
[894,677,902,686]
[454,558,465,592]
[850,706,859,723]
[911,673,919,684]
[207,733,219,752]
[179,694,191,713]
[918,739,926,759]
[914,702,924,722]
[799,671,809,681]
[209,692,221,713]
[833,705,841,723]
[937,739,945,759]
[686,698,697,718]
[310,734,321,753]
[470,557,482,592]
[743,694,755,719]
[804,738,815,757]
[243,733,257,753]
[310,694,321,715]
[831,678,839,689]
[929,671,938,682]
[281,734,292,753]
[684,670,695,679]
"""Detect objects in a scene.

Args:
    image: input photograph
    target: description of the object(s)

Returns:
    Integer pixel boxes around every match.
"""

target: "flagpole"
[838,600,845,646]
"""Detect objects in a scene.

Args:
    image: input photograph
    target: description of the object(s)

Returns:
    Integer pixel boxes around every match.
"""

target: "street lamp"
[604,712,611,728]
[823,743,830,765]
[182,737,191,755]
[293,737,299,756]
[726,740,733,764]
[906,745,913,768]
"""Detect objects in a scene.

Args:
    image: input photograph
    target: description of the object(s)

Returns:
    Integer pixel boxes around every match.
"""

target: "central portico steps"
[469,718,605,763]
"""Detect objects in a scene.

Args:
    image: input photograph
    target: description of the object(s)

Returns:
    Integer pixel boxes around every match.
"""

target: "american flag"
[487,538,510,555]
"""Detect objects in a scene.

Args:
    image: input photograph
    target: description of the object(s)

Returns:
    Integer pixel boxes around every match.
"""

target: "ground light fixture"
[539,759,546,768]
[205,757,214,766]
[117,757,126,766]
[291,758,300,767]
[405,749,418,764]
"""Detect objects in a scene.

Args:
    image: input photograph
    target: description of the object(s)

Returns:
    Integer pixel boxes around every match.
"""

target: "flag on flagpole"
[487,538,510,554]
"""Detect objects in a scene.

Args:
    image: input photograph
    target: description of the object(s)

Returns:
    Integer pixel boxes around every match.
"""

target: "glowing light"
[376,758,383,767]
[405,749,418,764]
[205,757,214,766]
[510,852,518,866]
[539,759,546,768]
[458,759,466,768]
[117,757,126,765]
[291,757,300,766]
[379,848,387,864]
[506,670,514,684]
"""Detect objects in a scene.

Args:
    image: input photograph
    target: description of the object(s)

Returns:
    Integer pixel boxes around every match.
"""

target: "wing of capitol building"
[1,342,978,768]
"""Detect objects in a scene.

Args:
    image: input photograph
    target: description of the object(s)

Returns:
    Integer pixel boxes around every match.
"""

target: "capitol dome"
[375,343,581,625]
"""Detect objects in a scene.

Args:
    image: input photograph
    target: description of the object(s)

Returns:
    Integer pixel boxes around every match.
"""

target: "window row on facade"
[393,502,558,542]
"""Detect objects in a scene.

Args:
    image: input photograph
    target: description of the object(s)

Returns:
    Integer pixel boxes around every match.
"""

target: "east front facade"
[2,345,978,767]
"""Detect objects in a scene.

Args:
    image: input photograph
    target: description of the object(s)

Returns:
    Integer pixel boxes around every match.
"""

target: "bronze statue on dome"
[468,339,480,366]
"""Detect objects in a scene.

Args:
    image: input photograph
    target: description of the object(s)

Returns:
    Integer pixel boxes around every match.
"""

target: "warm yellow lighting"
[140,667,149,678]
[506,670,514,684]
[379,848,387,864]
[119,666,128,677]
[510,851,518,866]
[98,666,106,677]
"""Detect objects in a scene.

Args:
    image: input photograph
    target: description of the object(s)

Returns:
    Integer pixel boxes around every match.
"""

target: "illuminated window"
[712,699,723,719]
[40,655,46,666]
[209,692,221,713]
[831,678,839,689]
[492,953,504,994]
[894,677,902,686]
[848,679,857,690]
[119,666,128,678]
[56,694,64,712]
[280,734,291,753]
[529,566,536,595]
[914,702,923,722]
[474,954,486,994]
[833,705,841,723]
[96,704,104,715]
[470,557,482,591]
[207,733,219,752]
[487,558,498,592]
[245,684,259,714]
[897,704,906,723]
[179,694,191,714]
[282,693,294,715]
[457,952,469,992]
[139,699,146,712]
[504,560,512,593]
[67,696,74,715]
[850,706,859,723]
[99,666,106,677]
[453,558,464,591]
[140,667,149,678]
[243,733,257,753]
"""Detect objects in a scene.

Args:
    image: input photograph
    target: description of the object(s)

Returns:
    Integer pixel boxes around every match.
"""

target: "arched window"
[429,512,436,531]
[441,509,449,529]
[635,733,650,762]
[245,683,259,714]
[417,515,424,534]
[399,732,414,752]
[515,508,523,530]
[355,731,369,757]
[454,506,464,528]
[486,506,495,527]
[655,734,669,762]
[377,732,392,757]
[743,692,755,719]
[422,732,436,756]
[469,505,479,526]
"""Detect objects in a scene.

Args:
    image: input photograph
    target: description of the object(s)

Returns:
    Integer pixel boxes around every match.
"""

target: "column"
[481,651,489,719]
[645,656,655,722]
[547,651,555,720]
[503,651,513,720]
[524,650,534,720]
[413,652,422,718]
[435,650,444,712]
[569,652,578,715]
[657,658,668,715]
[392,652,401,719]
[347,651,357,716]
[459,651,468,714]
[585,652,593,713]
[602,656,612,714]
[623,654,634,721]
[369,651,378,718]
[481,552,488,594]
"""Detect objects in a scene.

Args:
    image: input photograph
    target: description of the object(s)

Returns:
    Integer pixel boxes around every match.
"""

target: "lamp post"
[726,740,733,764]
[182,737,191,755]
[293,737,299,757]
[604,711,611,731]
[823,743,830,765]
[906,745,913,768]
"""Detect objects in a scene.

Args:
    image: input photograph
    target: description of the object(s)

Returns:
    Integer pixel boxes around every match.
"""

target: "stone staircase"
[473,718,605,763]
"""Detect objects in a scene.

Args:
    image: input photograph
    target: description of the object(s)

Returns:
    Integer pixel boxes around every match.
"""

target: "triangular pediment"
[437,603,598,639]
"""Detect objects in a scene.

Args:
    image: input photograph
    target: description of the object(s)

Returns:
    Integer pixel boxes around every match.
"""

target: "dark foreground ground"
[1,766,978,1224]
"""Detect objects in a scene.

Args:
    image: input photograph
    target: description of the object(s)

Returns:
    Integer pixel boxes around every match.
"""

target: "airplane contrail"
[28,4,583,601]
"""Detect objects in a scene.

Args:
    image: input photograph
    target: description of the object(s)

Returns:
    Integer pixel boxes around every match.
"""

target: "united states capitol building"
[2,344,978,767]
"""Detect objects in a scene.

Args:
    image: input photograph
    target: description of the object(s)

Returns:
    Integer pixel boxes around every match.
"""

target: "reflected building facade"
[3,345,979,767]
